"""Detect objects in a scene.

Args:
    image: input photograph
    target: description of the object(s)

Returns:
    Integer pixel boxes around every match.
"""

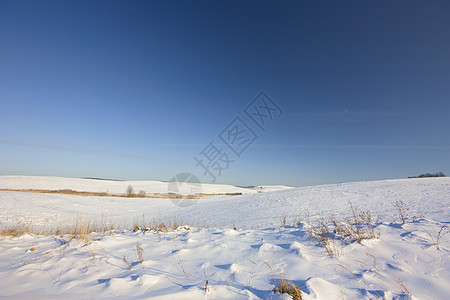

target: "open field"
[0,188,247,199]
[0,176,293,196]
[0,176,449,299]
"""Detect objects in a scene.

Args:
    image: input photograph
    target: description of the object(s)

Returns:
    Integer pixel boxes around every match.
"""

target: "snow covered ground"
[0,176,449,299]
[0,175,293,195]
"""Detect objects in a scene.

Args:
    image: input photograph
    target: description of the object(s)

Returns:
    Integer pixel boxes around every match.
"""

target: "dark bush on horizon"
[409,172,446,178]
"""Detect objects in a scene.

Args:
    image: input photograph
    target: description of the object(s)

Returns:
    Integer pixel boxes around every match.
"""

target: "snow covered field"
[0,175,293,196]
[0,176,449,299]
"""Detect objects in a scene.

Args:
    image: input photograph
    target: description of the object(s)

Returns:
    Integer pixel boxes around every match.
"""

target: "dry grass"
[274,278,303,300]
[177,256,189,278]
[202,267,215,295]
[307,214,341,258]
[0,214,189,239]
[0,188,115,197]
[150,217,184,232]
[0,188,243,199]
[133,216,184,232]
[263,260,303,299]
[331,201,380,244]
[123,255,132,269]
[392,200,409,224]
[0,219,33,237]
[68,214,116,241]
[132,214,148,232]
[423,225,449,245]
[204,279,210,294]
[306,201,380,258]
[0,214,116,239]
[135,241,144,263]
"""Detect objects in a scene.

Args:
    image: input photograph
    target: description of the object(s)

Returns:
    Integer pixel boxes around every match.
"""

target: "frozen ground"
[0,176,449,299]
[0,175,293,195]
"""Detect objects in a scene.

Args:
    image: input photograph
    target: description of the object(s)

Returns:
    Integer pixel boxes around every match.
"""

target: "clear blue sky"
[1,0,449,186]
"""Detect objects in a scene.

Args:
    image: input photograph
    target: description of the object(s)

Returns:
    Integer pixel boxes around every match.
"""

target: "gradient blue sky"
[1,0,449,186]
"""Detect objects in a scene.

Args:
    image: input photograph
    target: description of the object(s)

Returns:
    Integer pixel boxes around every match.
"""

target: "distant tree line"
[408,172,446,178]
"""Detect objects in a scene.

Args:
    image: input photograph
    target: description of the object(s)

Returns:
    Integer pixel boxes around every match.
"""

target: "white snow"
[0,175,292,195]
[251,185,295,193]
[0,176,449,299]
